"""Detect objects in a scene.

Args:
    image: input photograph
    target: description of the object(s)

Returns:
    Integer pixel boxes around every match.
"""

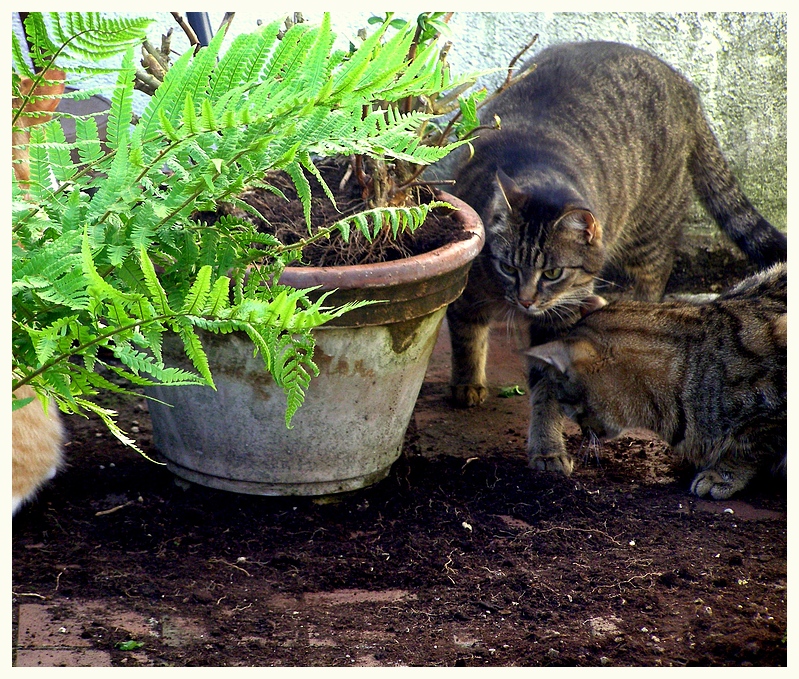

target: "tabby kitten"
[447,41,787,473]
[527,263,787,499]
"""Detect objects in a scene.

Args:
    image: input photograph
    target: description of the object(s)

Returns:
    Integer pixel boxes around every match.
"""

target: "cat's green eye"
[498,261,518,276]
[542,268,564,281]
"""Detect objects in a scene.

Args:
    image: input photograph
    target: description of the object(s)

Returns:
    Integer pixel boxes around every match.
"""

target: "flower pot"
[146,192,484,496]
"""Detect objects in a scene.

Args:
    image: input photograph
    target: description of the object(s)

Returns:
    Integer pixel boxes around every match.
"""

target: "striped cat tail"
[689,115,787,268]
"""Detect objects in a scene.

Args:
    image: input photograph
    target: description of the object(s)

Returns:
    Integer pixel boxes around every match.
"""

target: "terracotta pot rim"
[277,190,484,291]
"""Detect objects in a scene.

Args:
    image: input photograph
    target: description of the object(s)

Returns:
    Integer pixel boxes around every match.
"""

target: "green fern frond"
[105,47,135,148]
[329,201,453,242]
[285,161,314,229]
[208,20,281,100]
[11,31,35,79]
[71,396,148,455]
[74,116,103,166]
[175,324,214,388]
[47,13,154,66]
[179,265,213,315]
[272,332,318,427]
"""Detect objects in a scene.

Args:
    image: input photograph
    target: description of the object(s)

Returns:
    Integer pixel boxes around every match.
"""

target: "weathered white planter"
[146,193,484,496]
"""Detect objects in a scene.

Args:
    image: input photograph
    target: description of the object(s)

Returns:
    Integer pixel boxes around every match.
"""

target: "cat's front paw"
[690,468,749,500]
[449,384,488,408]
[529,451,574,476]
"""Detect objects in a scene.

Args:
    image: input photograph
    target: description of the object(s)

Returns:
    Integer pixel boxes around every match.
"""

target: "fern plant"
[11,12,476,445]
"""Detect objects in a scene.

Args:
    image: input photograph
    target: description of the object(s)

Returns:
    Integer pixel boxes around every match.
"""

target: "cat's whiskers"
[501,306,522,342]
[579,429,604,467]
[592,275,622,291]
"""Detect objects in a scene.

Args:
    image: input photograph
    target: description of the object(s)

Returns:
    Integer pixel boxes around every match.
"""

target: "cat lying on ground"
[527,264,787,499]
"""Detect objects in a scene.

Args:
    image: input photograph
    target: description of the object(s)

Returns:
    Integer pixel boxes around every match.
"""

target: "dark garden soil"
[11,311,787,667]
[210,158,470,267]
[11,153,786,667]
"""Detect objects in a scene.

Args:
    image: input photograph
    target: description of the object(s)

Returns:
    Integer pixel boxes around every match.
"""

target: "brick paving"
[15,603,112,667]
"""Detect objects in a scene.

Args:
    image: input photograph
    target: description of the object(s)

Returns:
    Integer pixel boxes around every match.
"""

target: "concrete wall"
[14,11,787,235]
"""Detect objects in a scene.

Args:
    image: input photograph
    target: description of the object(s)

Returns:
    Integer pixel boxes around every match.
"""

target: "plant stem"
[14,311,193,391]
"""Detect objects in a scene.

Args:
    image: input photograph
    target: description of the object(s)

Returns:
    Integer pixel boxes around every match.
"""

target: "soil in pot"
[204,157,472,266]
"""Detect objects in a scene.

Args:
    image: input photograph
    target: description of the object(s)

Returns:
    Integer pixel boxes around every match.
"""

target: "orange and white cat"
[12,385,65,514]
[12,69,67,514]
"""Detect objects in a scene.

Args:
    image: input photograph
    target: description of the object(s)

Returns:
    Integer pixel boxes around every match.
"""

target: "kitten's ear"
[527,338,598,374]
[560,209,602,244]
[495,168,528,213]
[526,340,572,374]
[579,295,607,317]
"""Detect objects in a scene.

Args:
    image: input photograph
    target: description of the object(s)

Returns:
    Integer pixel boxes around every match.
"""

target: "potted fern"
[145,13,487,496]
[13,12,485,496]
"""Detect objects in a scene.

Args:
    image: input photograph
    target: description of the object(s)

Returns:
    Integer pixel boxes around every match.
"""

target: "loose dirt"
[12,318,786,667]
[11,156,786,667]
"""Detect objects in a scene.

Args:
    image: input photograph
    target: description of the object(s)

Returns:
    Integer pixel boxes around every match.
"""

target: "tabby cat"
[526,263,786,499]
[447,41,787,473]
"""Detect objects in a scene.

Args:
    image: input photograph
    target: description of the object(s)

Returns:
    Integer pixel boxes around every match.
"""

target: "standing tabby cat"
[447,41,787,473]
[526,263,786,499]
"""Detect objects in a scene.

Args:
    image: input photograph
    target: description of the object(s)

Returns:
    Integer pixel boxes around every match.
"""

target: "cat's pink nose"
[519,299,534,308]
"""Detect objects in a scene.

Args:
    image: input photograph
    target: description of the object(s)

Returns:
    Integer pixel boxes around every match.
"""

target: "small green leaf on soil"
[498,385,525,398]
[117,640,145,651]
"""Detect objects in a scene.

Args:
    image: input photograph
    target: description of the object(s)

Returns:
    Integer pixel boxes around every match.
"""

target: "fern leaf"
[199,98,216,132]
[205,276,232,317]
[284,161,313,229]
[25,125,54,203]
[138,246,172,316]
[23,13,61,72]
[261,21,313,83]
[176,324,214,388]
[133,46,195,155]
[74,116,103,166]
[299,151,337,208]
[180,265,213,315]
[72,396,145,454]
[85,130,132,222]
[330,15,391,99]
[11,31,35,79]
[182,92,198,135]
[42,115,73,183]
[208,20,281,100]
[300,13,335,101]
[105,47,136,148]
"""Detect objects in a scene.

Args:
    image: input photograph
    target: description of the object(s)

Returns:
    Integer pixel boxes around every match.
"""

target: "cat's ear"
[527,338,598,374]
[526,340,573,374]
[560,209,602,244]
[495,168,528,213]
[579,295,607,317]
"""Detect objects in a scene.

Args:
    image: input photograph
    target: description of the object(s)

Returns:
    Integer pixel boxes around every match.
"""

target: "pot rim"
[277,190,484,291]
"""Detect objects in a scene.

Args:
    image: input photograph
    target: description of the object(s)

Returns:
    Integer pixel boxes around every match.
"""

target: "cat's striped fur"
[527,263,786,499]
[446,41,787,473]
